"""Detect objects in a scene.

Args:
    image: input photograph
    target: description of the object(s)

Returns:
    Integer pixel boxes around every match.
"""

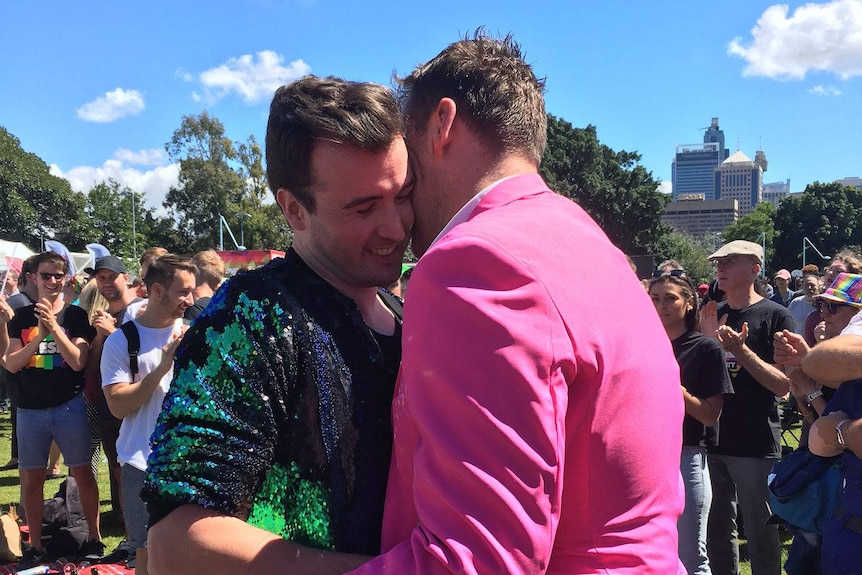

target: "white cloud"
[76,88,146,123]
[728,0,862,80]
[809,84,844,95]
[50,150,179,212]
[196,50,311,104]
[113,148,167,166]
[658,181,672,195]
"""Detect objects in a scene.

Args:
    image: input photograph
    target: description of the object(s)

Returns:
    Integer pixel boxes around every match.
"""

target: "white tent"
[0,240,36,271]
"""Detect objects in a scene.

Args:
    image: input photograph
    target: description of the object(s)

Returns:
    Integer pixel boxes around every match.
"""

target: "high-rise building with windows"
[714,150,763,216]
[672,117,729,201]
[763,179,790,206]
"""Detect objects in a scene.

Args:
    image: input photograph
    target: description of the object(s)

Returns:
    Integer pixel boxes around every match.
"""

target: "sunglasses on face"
[816,300,853,315]
[652,269,687,279]
[39,272,65,282]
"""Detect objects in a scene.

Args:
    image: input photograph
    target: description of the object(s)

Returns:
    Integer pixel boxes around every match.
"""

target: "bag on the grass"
[768,446,843,534]
[0,511,22,561]
[42,477,89,557]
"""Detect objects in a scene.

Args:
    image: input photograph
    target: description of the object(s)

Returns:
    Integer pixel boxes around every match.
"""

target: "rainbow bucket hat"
[816,273,862,308]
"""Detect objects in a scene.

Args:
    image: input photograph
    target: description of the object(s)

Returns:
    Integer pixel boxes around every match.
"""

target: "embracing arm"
[810,411,862,458]
[148,505,368,575]
[802,334,862,384]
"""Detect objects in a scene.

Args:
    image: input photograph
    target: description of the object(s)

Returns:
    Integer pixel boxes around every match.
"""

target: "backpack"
[768,446,843,534]
[121,320,141,382]
[42,477,89,558]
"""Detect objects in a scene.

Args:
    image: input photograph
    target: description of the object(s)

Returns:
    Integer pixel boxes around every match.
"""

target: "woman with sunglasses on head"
[650,270,733,575]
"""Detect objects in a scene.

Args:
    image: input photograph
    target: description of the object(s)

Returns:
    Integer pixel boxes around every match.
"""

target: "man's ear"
[276,188,308,231]
[430,98,458,157]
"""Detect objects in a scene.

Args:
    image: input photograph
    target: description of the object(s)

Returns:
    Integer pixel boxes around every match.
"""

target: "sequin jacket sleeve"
[142,252,396,553]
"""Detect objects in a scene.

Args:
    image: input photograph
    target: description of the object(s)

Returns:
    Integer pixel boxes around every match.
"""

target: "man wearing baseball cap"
[84,254,141,563]
[770,268,795,307]
[700,240,794,575]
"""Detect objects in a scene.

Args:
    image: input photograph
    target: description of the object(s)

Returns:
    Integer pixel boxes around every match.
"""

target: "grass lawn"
[0,409,125,557]
[0,400,804,572]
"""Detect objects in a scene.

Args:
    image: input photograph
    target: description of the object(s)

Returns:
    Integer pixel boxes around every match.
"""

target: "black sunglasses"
[39,272,65,281]
[652,269,687,279]
[816,300,853,315]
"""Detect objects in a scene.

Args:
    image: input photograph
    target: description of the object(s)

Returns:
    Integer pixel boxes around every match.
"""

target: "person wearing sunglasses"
[0,251,103,568]
[649,270,733,575]
[775,273,862,574]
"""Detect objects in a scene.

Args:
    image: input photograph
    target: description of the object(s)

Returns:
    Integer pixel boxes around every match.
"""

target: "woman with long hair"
[650,271,733,575]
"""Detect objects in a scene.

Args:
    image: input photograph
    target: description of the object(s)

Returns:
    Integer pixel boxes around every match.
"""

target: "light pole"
[802,236,830,268]
[237,213,251,250]
[123,190,137,261]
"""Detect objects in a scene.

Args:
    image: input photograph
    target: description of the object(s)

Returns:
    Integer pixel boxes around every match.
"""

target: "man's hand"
[813,321,827,343]
[788,367,818,401]
[716,321,748,354]
[92,309,117,337]
[33,299,58,338]
[699,300,720,338]
[773,329,809,367]
[0,295,13,325]
[811,411,849,456]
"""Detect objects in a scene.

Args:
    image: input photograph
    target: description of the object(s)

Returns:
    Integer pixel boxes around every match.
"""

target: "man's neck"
[108,293,136,315]
[136,305,176,330]
[726,286,763,310]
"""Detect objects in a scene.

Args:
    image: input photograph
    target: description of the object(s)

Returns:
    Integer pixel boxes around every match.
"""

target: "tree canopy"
[772,181,862,270]
[540,115,670,255]
[0,127,94,250]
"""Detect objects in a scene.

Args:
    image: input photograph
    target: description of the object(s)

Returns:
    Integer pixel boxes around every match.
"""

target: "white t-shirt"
[841,309,862,336]
[100,319,181,471]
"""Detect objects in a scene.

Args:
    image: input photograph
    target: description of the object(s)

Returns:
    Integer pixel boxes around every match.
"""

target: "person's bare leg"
[69,464,101,540]
[20,469,46,549]
[48,441,62,475]
[136,547,148,575]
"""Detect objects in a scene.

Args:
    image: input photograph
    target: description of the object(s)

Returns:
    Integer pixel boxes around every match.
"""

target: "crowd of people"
[0,30,859,575]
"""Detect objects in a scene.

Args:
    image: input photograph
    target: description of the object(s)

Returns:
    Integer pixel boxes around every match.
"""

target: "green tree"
[773,182,862,270]
[540,115,670,254]
[164,113,292,252]
[0,126,95,250]
[652,232,714,283]
[721,201,776,272]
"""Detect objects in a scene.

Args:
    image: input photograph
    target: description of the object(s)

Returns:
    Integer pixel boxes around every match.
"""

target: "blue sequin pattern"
[143,249,400,554]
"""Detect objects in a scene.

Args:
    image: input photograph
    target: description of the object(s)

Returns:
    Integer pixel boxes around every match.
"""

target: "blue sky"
[2,0,861,211]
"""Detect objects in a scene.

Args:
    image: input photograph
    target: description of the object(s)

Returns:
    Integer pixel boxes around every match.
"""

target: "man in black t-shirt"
[0,252,103,568]
[700,240,794,575]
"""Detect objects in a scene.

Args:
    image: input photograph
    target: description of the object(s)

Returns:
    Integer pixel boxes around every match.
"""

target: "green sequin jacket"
[142,248,401,554]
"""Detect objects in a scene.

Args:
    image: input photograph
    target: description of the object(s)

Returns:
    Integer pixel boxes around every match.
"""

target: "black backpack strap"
[120,321,140,382]
[378,289,404,323]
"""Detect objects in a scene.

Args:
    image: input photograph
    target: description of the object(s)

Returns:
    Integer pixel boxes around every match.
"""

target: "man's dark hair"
[265,75,403,212]
[32,251,68,275]
[144,255,197,291]
[18,254,39,288]
[398,29,547,164]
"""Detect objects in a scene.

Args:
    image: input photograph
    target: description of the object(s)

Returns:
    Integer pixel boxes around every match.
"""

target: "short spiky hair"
[265,75,404,212]
[143,255,197,291]
[398,30,547,164]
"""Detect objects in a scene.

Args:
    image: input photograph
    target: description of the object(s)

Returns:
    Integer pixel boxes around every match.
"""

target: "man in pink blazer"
[348,33,686,575]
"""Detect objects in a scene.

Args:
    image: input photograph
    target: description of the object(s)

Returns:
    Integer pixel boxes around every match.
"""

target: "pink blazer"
[351,174,686,574]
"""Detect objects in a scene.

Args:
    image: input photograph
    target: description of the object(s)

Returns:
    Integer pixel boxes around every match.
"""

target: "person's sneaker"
[97,539,136,564]
[17,546,48,570]
[81,538,106,560]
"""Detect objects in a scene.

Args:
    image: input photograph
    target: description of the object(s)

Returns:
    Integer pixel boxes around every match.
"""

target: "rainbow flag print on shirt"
[20,326,66,370]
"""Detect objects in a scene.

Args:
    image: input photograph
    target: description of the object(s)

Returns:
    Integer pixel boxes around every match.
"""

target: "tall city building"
[714,150,763,216]
[662,195,739,237]
[763,179,790,206]
[672,117,730,201]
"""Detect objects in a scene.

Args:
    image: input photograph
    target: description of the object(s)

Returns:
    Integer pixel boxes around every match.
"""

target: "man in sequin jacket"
[143,75,414,574]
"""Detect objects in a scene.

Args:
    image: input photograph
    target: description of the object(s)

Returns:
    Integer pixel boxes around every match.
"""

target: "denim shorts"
[17,394,91,470]
[121,464,148,549]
